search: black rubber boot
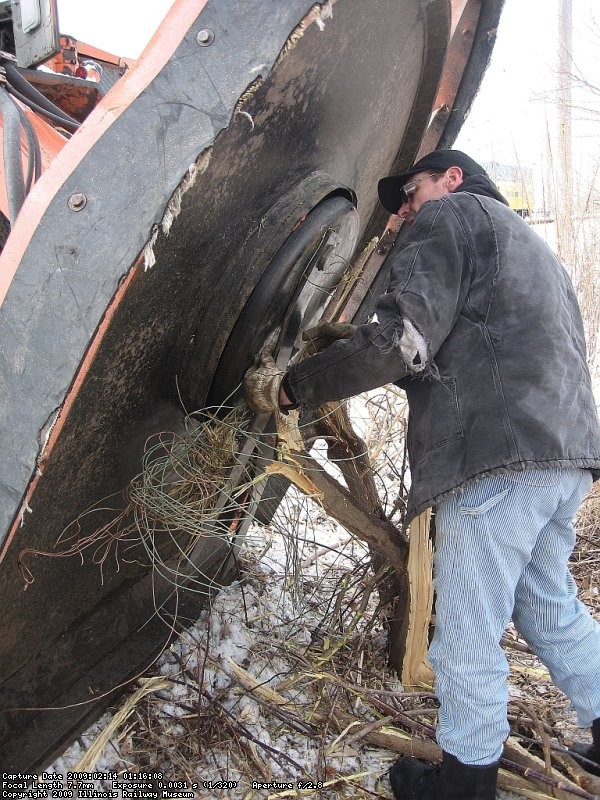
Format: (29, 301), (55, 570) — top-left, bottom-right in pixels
(569, 718), (600, 777)
(389, 756), (439, 800)
(389, 751), (499, 800)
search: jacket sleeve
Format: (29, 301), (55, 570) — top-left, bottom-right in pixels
(285, 197), (474, 410)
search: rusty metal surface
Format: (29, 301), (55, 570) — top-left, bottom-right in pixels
(437, 0), (505, 149)
(22, 67), (101, 121)
(418, 0), (482, 159)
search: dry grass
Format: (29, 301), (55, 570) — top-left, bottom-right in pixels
(60, 504), (600, 798)
(53, 391), (600, 800)
(18, 405), (255, 589)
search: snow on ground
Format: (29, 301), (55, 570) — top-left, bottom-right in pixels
(45, 493), (527, 799)
(48, 495), (405, 797)
(42, 393), (598, 800)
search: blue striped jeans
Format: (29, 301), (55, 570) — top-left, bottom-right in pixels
(430, 468), (600, 765)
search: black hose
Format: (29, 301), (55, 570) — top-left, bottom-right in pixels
(15, 103), (41, 192)
(28, 113), (42, 182)
(0, 86), (26, 223)
(16, 106), (34, 193)
(4, 62), (80, 129)
(5, 84), (79, 132)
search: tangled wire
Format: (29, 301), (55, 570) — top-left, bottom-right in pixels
(18, 404), (256, 590)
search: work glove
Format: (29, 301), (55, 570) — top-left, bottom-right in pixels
(301, 320), (357, 356)
(243, 346), (285, 414)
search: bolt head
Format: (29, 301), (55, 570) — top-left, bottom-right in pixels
(196, 28), (215, 46)
(68, 193), (87, 212)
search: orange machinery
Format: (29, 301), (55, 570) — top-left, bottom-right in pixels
(0, 15), (133, 229)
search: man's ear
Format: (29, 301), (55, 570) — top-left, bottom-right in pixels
(446, 166), (464, 192)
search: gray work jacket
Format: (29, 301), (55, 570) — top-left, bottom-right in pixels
(286, 184), (600, 522)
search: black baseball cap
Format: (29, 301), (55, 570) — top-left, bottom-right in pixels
(377, 149), (488, 213)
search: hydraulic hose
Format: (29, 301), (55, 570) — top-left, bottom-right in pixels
(15, 103), (41, 192)
(4, 63), (80, 129)
(6, 84), (79, 132)
(0, 85), (26, 224)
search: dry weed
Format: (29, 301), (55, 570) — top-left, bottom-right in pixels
(52, 389), (600, 800)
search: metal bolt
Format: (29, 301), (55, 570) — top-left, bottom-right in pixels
(68, 193), (87, 212)
(196, 28), (215, 46)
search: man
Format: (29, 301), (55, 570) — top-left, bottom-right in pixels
(244, 150), (600, 799)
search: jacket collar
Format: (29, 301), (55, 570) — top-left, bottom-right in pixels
(455, 174), (509, 205)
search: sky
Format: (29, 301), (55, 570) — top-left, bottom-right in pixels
(455, 0), (600, 179)
(56, 0), (175, 60)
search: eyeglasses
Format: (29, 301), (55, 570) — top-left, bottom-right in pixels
(400, 173), (441, 204)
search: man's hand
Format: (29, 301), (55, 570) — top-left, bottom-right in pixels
(243, 347), (285, 414)
(301, 320), (357, 355)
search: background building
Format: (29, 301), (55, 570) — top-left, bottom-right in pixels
(484, 161), (535, 217)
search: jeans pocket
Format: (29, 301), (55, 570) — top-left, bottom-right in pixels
(459, 486), (511, 516)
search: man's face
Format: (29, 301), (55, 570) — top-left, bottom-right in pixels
(396, 168), (459, 224)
